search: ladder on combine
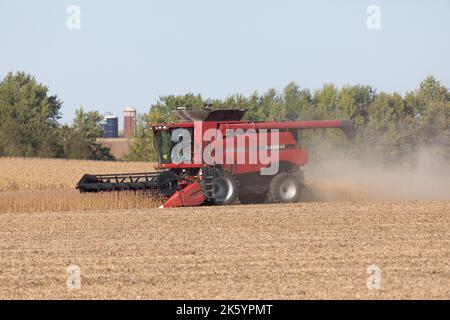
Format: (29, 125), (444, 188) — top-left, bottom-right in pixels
(202, 166), (216, 199)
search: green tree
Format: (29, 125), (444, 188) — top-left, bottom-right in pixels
(281, 82), (313, 121)
(242, 88), (281, 121)
(148, 93), (207, 123)
(336, 85), (374, 125)
(0, 72), (62, 157)
(235, 92), (260, 121)
(132, 77), (448, 165)
(405, 76), (450, 159)
(124, 114), (157, 162)
(59, 108), (115, 160)
(313, 84), (338, 120)
(362, 92), (414, 163)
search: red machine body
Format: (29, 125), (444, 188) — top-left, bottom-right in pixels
(151, 110), (353, 208)
(78, 109), (354, 208)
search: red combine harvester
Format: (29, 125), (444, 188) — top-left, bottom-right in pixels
(77, 109), (354, 208)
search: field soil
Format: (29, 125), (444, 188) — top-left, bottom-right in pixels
(0, 201), (449, 299)
(0, 157), (449, 299)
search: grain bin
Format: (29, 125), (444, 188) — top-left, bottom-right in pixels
(123, 107), (136, 138)
(103, 114), (119, 138)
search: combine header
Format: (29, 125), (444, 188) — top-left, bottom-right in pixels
(77, 108), (354, 208)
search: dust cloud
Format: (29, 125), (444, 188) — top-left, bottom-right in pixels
(302, 147), (450, 201)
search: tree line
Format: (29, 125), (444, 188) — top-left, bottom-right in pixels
(127, 76), (449, 165)
(1, 71), (448, 165)
(0, 72), (114, 160)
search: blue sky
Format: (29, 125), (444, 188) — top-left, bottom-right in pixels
(1, 0), (449, 126)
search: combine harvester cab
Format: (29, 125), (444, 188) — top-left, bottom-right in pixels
(77, 108), (354, 208)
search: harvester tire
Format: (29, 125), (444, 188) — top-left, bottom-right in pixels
(269, 172), (303, 203)
(211, 170), (238, 205)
